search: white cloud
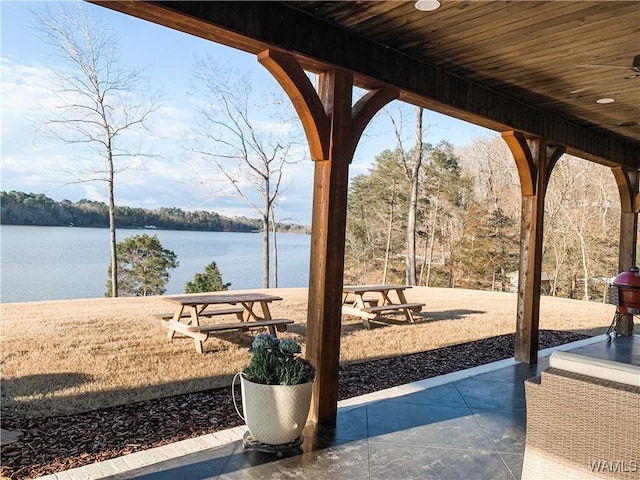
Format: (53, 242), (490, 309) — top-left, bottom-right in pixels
(2, 49), (490, 229)
(1, 58), (55, 156)
(255, 119), (297, 136)
(81, 184), (107, 203)
(152, 103), (193, 141)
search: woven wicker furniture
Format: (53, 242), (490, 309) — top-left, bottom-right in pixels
(522, 352), (640, 479)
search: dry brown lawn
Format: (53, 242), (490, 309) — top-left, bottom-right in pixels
(0, 287), (614, 418)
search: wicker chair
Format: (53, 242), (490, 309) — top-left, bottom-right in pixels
(522, 352), (640, 480)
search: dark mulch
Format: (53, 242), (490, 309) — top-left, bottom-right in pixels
(0, 330), (588, 479)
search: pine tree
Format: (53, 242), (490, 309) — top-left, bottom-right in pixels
(185, 261), (231, 293)
(106, 234), (178, 297)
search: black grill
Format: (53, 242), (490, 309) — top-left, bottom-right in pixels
(606, 284), (619, 306)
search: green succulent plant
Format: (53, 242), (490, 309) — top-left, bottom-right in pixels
(242, 334), (315, 386)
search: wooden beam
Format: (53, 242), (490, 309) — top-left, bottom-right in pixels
(502, 131), (536, 196)
(612, 166), (639, 272)
(256, 51), (395, 424)
(612, 166), (639, 336)
(502, 131), (565, 364)
(258, 50), (330, 161)
(304, 69), (352, 424)
(89, 0), (638, 168)
(612, 166), (637, 215)
(348, 87), (399, 160)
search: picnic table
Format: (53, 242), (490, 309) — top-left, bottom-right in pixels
(160, 292), (293, 353)
(341, 285), (425, 328)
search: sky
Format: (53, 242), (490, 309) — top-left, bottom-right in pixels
(0, 1), (494, 226)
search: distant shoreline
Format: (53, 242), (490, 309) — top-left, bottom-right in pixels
(0, 191), (311, 233)
(1, 223), (308, 235)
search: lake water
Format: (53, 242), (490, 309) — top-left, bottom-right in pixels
(0, 225), (311, 303)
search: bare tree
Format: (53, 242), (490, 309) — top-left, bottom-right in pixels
(545, 156), (619, 300)
(406, 107), (424, 285)
(382, 182), (397, 284)
(190, 54), (301, 288)
(422, 173), (440, 287)
(384, 104), (429, 285)
(34, 3), (162, 297)
(459, 136), (520, 219)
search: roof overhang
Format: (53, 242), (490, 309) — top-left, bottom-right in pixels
(90, 1), (640, 168)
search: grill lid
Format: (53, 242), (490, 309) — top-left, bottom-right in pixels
(613, 266), (640, 288)
(611, 266), (640, 313)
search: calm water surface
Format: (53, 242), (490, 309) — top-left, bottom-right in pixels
(0, 225), (310, 303)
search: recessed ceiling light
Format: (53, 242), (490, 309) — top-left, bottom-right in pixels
(415, 0), (441, 11)
(596, 97), (615, 104)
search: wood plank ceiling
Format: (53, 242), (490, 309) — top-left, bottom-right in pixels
(289, 1), (640, 147)
(91, 1), (640, 167)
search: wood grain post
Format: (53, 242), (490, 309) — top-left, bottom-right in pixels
(612, 166), (639, 335)
(306, 69), (352, 424)
(259, 49), (396, 424)
(502, 131), (565, 364)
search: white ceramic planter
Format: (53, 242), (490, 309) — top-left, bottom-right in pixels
(240, 375), (313, 445)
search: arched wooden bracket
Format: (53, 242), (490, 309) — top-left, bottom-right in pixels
(502, 131), (536, 196)
(612, 166), (640, 213)
(612, 166), (639, 278)
(348, 88), (398, 161)
(258, 49), (330, 161)
(501, 131), (565, 196)
(544, 144), (565, 179)
(502, 130), (565, 364)
(259, 49), (398, 166)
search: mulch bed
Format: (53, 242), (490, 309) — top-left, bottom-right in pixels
(1, 330), (588, 479)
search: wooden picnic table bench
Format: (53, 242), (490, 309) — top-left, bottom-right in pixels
(342, 295), (379, 307)
(362, 302), (424, 314)
(153, 306), (244, 321)
(161, 292), (289, 353)
(169, 318), (294, 339)
(342, 285), (425, 328)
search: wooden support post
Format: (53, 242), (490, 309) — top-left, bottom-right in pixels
(258, 49), (396, 424)
(306, 69), (352, 423)
(613, 167), (639, 273)
(612, 166), (639, 335)
(502, 131), (565, 364)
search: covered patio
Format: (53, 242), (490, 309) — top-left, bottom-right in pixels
(36, 333), (639, 480)
(61, 4), (640, 478)
(2, 3), (639, 479)
(87, 1), (640, 427)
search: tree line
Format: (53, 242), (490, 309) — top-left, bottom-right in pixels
(0, 191), (309, 234)
(345, 132), (623, 303)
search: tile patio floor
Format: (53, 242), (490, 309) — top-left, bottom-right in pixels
(37, 334), (639, 480)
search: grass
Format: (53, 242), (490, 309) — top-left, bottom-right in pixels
(0, 287), (614, 417)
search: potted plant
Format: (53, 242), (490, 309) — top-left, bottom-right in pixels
(233, 334), (315, 446)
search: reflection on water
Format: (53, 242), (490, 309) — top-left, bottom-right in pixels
(0, 225), (310, 302)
